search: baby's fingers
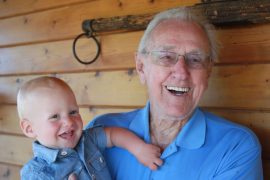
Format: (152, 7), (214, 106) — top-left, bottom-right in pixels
(154, 158), (163, 166)
(68, 173), (77, 180)
(149, 163), (159, 170)
(148, 158), (163, 171)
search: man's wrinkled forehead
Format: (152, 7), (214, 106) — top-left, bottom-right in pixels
(147, 20), (210, 52)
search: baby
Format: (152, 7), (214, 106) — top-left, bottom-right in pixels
(17, 76), (162, 180)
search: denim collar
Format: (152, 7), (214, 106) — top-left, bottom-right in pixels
(129, 101), (206, 149)
(33, 141), (75, 163)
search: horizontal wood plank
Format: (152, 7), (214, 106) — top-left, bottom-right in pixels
(1, 24), (270, 76)
(1, 0), (269, 179)
(0, 31), (141, 76)
(0, 71), (148, 106)
(0, 63), (270, 109)
(0, 0), (91, 19)
(0, 163), (21, 180)
(0, 135), (33, 165)
(201, 64), (270, 109)
(1, 108), (270, 167)
(218, 24), (270, 64)
(3, 104), (270, 150)
(0, 0), (198, 47)
(0, 105), (21, 135)
(0, 104), (133, 135)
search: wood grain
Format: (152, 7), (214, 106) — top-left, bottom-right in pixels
(0, 0), (198, 47)
(0, 0), (92, 19)
(1, 107), (270, 164)
(0, 31), (142, 75)
(1, 64), (269, 109)
(0, 134), (32, 165)
(0, 104), (132, 135)
(1, 24), (270, 76)
(87, 0), (270, 33)
(0, 163), (21, 180)
(0, 0), (269, 178)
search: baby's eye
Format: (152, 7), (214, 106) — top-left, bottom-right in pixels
(69, 110), (79, 116)
(49, 114), (60, 121)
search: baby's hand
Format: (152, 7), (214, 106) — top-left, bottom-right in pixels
(68, 173), (77, 180)
(134, 143), (163, 170)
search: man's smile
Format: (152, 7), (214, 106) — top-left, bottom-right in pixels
(165, 85), (191, 96)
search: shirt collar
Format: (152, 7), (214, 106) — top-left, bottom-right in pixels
(175, 108), (206, 149)
(129, 102), (151, 143)
(128, 102), (206, 149)
(33, 141), (74, 163)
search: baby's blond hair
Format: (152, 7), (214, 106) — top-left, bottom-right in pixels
(17, 76), (73, 120)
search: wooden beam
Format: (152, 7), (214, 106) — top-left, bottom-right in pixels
(86, 0), (270, 34)
(198, 0), (270, 25)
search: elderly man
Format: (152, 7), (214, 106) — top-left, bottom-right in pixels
(87, 7), (263, 179)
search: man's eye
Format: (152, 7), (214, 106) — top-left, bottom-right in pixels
(158, 53), (175, 60)
(187, 54), (203, 63)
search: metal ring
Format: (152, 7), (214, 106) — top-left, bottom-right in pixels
(72, 33), (101, 65)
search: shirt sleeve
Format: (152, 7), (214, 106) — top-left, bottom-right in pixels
(21, 165), (54, 180)
(213, 153), (263, 180)
(85, 126), (107, 152)
(213, 130), (263, 180)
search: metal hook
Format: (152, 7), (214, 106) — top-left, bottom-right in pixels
(72, 20), (101, 65)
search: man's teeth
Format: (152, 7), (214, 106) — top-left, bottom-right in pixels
(166, 86), (190, 92)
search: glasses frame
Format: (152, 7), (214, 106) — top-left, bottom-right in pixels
(142, 50), (212, 69)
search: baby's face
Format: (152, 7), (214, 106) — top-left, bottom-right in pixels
(26, 86), (83, 149)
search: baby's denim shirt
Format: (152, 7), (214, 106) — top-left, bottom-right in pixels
(20, 126), (111, 180)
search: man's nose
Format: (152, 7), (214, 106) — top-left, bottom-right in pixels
(171, 56), (190, 79)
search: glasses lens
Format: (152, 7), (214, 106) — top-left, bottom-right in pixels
(147, 51), (210, 69)
(185, 53), (210, 69)
(151, 51), (177, 66)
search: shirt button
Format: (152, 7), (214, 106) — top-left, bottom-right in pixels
(99, 157), (104, 163)
(91, 174), (96, 180)
(61, 150), (67, 156)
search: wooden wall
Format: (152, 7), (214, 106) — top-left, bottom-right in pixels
(0, 0), (270, 179)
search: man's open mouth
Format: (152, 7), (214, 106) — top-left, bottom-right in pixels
(166, 86), (190, 96)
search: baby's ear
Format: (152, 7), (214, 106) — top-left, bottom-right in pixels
(20, 119), (36, 138)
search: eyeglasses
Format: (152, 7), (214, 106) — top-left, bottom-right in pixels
(143, 51), (212, 69)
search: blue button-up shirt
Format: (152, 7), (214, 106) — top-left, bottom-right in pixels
(88, 102), (263, 180)
(21, 127), (111, 180)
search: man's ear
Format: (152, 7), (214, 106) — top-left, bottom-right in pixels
(135, 52), (146, 84)
(207, 61), (213, 78)
(20, 119), (36, 138)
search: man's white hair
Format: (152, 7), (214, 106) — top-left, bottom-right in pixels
(138, 7), (218, 60)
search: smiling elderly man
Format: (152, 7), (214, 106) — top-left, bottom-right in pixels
(87, 7), (263, 180)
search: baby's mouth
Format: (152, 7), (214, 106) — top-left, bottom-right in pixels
(59, 130), (74, 139)
(166, 86), (191, 96)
